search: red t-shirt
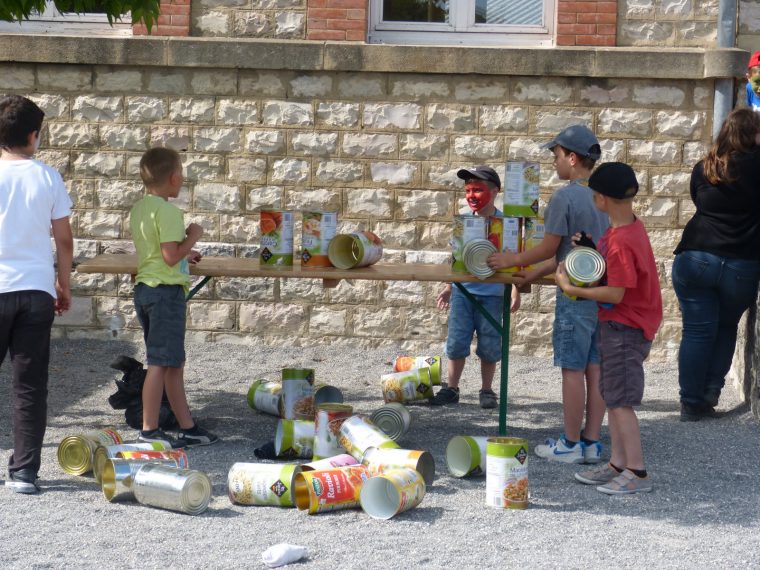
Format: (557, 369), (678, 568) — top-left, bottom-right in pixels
(597, 218), (663, 341)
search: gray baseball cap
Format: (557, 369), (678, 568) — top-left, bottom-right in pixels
(541, 124), (602, 160)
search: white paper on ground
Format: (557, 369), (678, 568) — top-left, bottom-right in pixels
(261, 543), (308, 568)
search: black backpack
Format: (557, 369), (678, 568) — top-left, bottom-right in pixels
(107, 355), (177, 431)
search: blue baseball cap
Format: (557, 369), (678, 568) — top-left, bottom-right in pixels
(541, 125), (602, 160)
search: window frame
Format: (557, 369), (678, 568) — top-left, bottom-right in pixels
(0, 1), (131, 35)
(368, 0), (556, 47)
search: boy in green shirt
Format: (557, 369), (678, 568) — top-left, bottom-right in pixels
(130, 147), (218, 448)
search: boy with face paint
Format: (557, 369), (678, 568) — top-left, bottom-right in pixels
(745, 51), (760, 113)
(432, 166), (521, 409)
(487, 125), (610, 465)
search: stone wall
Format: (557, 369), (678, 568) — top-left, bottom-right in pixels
(194, 0), (306, 38)
(0, 37), (747, 359)
(618, 0), (719, 47)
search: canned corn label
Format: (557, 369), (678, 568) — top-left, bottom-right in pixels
(228, 463), (300, 507)
(381, 368), (434, 404)
(520, 218), (545, 271)
(248, 379), (282, 416)
(451, 215), (488, 273)
(281, 369), (314, 420)
(486, 437), (529, 509)
(260, 209), (294, 268)
(338, 415), (400, 461)
(393, 356), (441, 386)
(275, 419), (315, 459)
(504, 161), (540, 218)
(313, 404), (354, 460)
(302, 211), (337, 267)
(496, 216), (521, 274)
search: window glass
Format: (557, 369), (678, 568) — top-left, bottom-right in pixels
(475, 0), (543, 25)
(382, 0), (449, 24)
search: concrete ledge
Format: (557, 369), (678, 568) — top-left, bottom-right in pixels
(0, 33), (748, 79)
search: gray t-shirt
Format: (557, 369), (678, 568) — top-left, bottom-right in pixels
(544, 180), (609, 262)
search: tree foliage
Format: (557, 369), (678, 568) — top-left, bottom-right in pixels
(0, 1), (161, 31)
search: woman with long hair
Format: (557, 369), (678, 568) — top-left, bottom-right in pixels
(672, 107), (760, 421)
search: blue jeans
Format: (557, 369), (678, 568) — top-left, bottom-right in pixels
(672, 251), (760, 408)
(134, 284), (187, 368)
(444, 287), (503, 363)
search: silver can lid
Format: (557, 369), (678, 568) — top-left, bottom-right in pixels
(462, 239), (497, 279)
(565, 247), (606, 285)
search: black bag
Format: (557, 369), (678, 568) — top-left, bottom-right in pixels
(108, 355), (177, 431)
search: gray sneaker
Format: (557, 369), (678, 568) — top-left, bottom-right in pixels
(479, 389), (498, 409)
(430, 387), (459, 406)
(575, 463), (619, 485)
(597, 469), (653, 495)
(6, 469), (40, 494)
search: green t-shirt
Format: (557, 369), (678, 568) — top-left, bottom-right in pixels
(129, 194), (189, 289)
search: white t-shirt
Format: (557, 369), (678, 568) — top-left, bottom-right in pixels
(0, 159), (72, 297)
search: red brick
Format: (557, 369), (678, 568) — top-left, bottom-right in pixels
(170, 14), (189, 26)
(310, 8), (346, 19)
(596, 24), (616, 35)
(308, 18), (328, 29)
(346, 9), (365, 19)
(157, 15), (171, 25)
(345, 29), (366, 41)
(158, 4), (190, 15)
(577, 34), (615, 46)
(563, 23), (596, 34)
(132, 24), (147, 35)
(557, 34), (576, 45)
(596, 2), (618, 13)
(307, 30), (346, 40)
(558, 13), (577, 24)
(308, 0), (328, 7)
(558, 2), (601, 13)
(327, 18), (365, 30)
(325, 0), (365, 8)
(169, 0), (191, 4)
(577, 12), (616, 24)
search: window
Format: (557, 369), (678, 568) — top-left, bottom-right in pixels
(0, 1), (131, 35)
(368, 0), (555, 46)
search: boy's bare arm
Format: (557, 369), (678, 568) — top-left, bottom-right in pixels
(51, 216), (73, 315)
(555, 262), (625, 304)
(160, 223), (203, 267)
(487, 233), (562, 270)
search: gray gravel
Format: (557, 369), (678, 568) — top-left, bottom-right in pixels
(1, 338), (759, 569)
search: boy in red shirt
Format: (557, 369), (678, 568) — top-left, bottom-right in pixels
(555, 162), (662, 495)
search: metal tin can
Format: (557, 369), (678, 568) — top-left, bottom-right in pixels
(101, 457), (182, 503)
(313, 403), (354, 460)
(57, 427), (123, 476)
(496, 216), (521, 274)
(293, 464), (370, 514)
(133, 464), (212, 516)
(338, 415), (400, 461)
(503, 161), (540, 218)
(369, 402), (412, 441)
(361, 447), (435, 486)
(116, 449), (189, 469)
(300, 454), (359, 472)
(93, 442), (167, 484)
(381, 368), (434, 404)
(301, 211), (337, 268)
(392, 355), (441, 386)
(565, 246), (605, 286)
(451, 215), (488, 273)
(275, 419), (315, 459)
(359, 467), (426, 520)
(227, 462), (301, 507)
(313, 383), (344, 406)
(327, 231), (383, 269)
(281, 368), (314, 420)
(462, 238), (497, 280)
(247, 379), (283, 417)
(485, 437), (529, 509)
(446, 435), (488, 477)
(260, 209), (294, 268)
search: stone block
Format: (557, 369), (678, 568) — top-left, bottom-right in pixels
(397, 190), (450, 219)
(219, 214), (258, 242)
(78, 211), (123, 239)
(126, 96), (166, 123)
(384, 281), (426, 305)
(315, 160), (364, 184)
(580, 82), (631, 106)
(620, 22), (675, 46)
(150, 127), (191, 151)
(184, 154), (225, 182)
(513, 78), (573, 104)
(37, 65), (92, 91)
(370, 163), (417, 185)
(479, 106), (529, 133)
(399, 134), (449, 160)
(598, 109), (653, 136)
(454, 78), (508, 101)
(191, 70), (237, 95)
(262, 101), (313, 126)
(650, 170), (691, 195)
(100, 126), (150, 151)
(419, 222), (451, 249)
(187, 302), (235, 330)
(289, 74), (333, 97)
(96, 180), (144, 210)
(72, 153), (124, 178)
(280, 278), (327, 302)
(508, 138), (548, 161)
(452, 136), (503, 160)
(271, 158), (310, 184)
(215, 277), (275, 301)
(275, 11), (304, 38)
(72, 96), (123, 123)
(342, 133), (397, 157)
(352, 307), (404, 338)
(194, 183), (241, 213)
(390, 76), (450, 98)
(627, 140), (681, 165)
(239, 72), (287, 97)
(372, 221), (416, 248)
(336, 74), (386, 98)
(55, 297), (94, 326)
(48, 124), (99, 149)
(0, 65), (34, 90)
(633, 84), (686, 107)
(655, 111), (705, 137)
(193, 127), (242, 152)
(234, 11), (271, 37)
(286, 188), (341, 212)
(239, 302), (305, 333)
(146, 71), (190, 95)
(345, 188), (393, 218)
(534, 110), (595, 135)
(426, 104), (476, 131)
(247, 186), (285, 211)
(328, 280), (380, 304)
(95, 69), (144, 93)
(676, 21), (716, 47)
(291, 132), (339, 156)
(217, 99), (259, 125)
(309, 308), (347, 335)
(170, 97), (215, 123)
(29, 95), (69, 120)
(246, 130), (286, 154)
(363, 103), (422, 130)
(316, 102), (360, 128)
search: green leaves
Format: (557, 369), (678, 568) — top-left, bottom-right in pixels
(0, 0), (160, 31)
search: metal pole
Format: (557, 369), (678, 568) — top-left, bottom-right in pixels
(712, 0), (738, 140)
(499, 283), (512, 436)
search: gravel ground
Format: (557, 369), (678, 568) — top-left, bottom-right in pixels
(1, 337), (759, 570)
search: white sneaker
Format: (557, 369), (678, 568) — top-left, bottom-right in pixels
(534, 436), (584, 464)
(582, 441), (603, 464)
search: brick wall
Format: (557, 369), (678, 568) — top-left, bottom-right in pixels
(133, 0), (190, 37)
(557, 1), (617, 46)
(306, 0), (367, 41)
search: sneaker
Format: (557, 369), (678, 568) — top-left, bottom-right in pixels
(6, 469), (40, 494)
(178, 424), (219, 447)
(582, 440), (603, 464)
(479, 389), (498, 409)
(139, 428), (187, 449)
(575, 463), (620, 485)
(430, 387), (459, 406)
(596, 469), (653, 495)
(534, 435), (584, 464)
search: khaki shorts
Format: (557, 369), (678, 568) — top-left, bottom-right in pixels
(598, 320), (651, 408)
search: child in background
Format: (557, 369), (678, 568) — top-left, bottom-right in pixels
(433, 166), (521, 409)
(487, 125), (609, 464)
(556, 162), (662, 494)
(130, 147), (218, 448)
(746, 51), (760, 113)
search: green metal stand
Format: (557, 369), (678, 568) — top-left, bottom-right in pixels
(453, 282), (512, 436)
(186, 276), (212, 301)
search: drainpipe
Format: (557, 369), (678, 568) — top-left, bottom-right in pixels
(712, 0), (738, 140)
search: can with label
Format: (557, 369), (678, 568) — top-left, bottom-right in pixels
(362, 447), (435, 486)
(485, 437), (529, 509)
(260, 209), (294, 268)
(520, 217), (544, 271)
(463, 238), (497, 280)
(247, 379), (282, 417)
(446, 435), (489, 477)
(116, 449), (189, 469)
(133, 464), (212, 516)
(300, 454), (359, 472)
(275, 419), (315, 459)
(564, 246), (606, 300)
(57, 427), (123, 476)
(101, 457), (183, 502)
(451, 215), (488, 273)
(93, 442), (167, 484)
(392, 355), (441, 386)
(293, 464), (370, 514)
(381, 368), (434, 404)
(360, 467), (426, 520)
(327, 231), (383, 269)
(503, 161), (540, 218)
(496, 216), (521, 273)
(313, 383), (344, 406)
(228, 462), (301, 507)
(369, 402), (412, 441)
(281, 368), (314, 420)
(313, 403), (354, 460)
(301, 211), (337, 268)
(338, 415), (400, 461)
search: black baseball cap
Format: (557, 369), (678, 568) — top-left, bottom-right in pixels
(457, 166), (501, 189)
(541, 124), (602, 160)
(589, 162), (639, 199)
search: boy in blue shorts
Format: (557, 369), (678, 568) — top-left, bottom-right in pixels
(746, 51), (760, 112)
(487, 125), (609, 464)
(433, 166), (520, 409)
(556, 162), (662, 494)
(130, 147), (218, 448)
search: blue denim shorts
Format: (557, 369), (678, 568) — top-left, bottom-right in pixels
(552, 290), (600, 370)
(134, 283), (186, 368)
(444, 287), (504, 363)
